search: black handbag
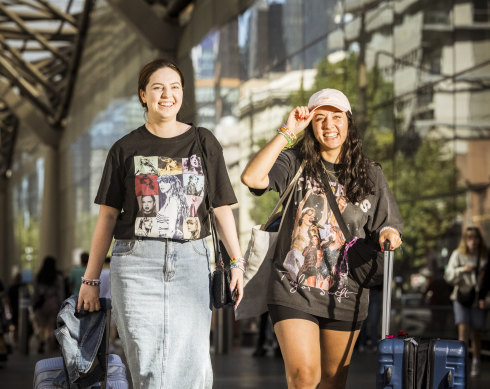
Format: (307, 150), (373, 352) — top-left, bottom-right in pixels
(210, 208), (236, 308)
(194, 127), (236, 309)
(324, 177), (384, 288)
(457, 287), (476, 307)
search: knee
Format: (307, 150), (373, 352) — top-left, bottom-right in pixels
(287, 365), (321, 389)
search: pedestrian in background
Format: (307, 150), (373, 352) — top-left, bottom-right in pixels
(444, 226), (488, 377)
(77, 58), (244, 389)
(32, 256), (64, 353)
(241, 88), (403, 389)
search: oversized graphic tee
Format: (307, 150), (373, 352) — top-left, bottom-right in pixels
(95, 125), (237, 240)
(251, 149), (402, 322)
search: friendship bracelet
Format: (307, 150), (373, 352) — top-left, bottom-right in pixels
(230, 263), (246, 272)
(230, 257), (247, 272)
(81, 276), (101, 286)
(279, 123), (296, 141)
(277, 128), (292, 145)
(379, 226), (400, 236)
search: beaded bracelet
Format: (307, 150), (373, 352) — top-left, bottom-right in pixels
(279, 123), (296, 141)
(81, 276), (101, 286)
(277, 128), (292, 145)
(230, 257), (247, 272)
(230, 263), (246, 272)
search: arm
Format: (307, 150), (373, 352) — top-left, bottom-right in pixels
(241, 106), (313, 189)
(444, 250), (469, 286)
(213, 205), (243, 309)
(77, 205), (119, 312)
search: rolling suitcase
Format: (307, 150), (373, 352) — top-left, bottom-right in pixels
(34, 297), (128, 389)
(33, 353), (128, 389)
(376, 241), (467, 388)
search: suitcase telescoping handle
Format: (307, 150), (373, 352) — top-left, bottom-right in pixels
(381, 240), (395, 340)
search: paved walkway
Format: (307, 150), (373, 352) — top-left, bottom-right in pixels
(2, 345), (489, 388)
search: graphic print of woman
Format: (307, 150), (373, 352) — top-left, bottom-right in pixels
(156, 175), (188, 239)
(283, 188), (328, 282)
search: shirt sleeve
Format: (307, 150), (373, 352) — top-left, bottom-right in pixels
(365, 165), (403, 235)
(248, 150), (299, 197)
(444, 250), (464, 286)
(94, 143), (125, 210)
(198, 128), (237, 208)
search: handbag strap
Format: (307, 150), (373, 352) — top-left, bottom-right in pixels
(322, 168), (354, 242)
(262, 161), (305, 232)
(194, 127), (224, 269)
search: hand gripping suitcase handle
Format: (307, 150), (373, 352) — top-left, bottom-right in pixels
(381, 240), (395, 340)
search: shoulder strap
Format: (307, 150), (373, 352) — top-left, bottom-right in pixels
(323, 174), (354, 242)
(262, 161), (305, 232)
(194, 127), (224, 268)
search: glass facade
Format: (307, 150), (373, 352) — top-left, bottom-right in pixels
(191, 0), (490, 280)
(6, 0), (489, 289)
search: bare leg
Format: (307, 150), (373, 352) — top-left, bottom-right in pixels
(274, 319), (321, 389)
(457, 323), (469, 346)
(319, 329), (360, 389)
(470, 330), (481, 361)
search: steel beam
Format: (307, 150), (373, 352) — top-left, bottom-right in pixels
(0, 79), (59, 147)
(107, 0), (181, 53)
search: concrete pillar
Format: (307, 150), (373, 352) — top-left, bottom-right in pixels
(38, 147), (61, 264)
(0, 179), (17, 284)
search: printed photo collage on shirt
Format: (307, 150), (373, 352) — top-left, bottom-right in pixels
(134, 155), (204, 240)
(282, 176), (351, 293)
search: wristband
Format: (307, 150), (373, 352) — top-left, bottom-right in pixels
(81, 276), (101, 286)
(379, 226), (400, 236)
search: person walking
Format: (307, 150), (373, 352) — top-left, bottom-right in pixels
(444, 226), (488, 377)
(78, 58), (244, 389)
(32, 256), (65, 353)
(241, 88), (402, 389)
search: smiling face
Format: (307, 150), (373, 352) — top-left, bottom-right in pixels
(311, 106), (348, 161)
(139, 66), (183, 122)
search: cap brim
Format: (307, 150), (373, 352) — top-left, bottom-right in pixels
(308, 104), (349, 113)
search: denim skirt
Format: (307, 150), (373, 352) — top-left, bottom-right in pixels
(110, 238), (213, 389)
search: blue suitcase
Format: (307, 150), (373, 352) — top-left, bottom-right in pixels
(376, 242), (467, 388)
(377, 337), (466, 388)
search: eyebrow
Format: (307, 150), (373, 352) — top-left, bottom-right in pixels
(150, 81), (181, 87)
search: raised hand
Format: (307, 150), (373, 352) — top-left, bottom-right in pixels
(285, 106), (315, 136)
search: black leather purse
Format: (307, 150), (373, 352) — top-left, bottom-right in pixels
(209, 208), (236, 308)
(194, 127), (236, 309)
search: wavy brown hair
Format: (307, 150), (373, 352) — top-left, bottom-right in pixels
(294, 112), (376, 203)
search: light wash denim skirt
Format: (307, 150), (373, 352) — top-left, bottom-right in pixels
(110, 238), (213, 389)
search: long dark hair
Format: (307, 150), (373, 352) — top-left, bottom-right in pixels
(36, 256), (58, 286)
(294, 112), (376, 203)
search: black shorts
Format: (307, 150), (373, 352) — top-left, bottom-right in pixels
(268, 304), (363, 332)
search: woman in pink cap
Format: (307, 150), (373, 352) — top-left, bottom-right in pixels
(241, 88), (403, 388)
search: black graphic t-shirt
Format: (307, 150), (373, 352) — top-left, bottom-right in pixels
(95, 125), (237, 240)
(251, 149), (402, 322)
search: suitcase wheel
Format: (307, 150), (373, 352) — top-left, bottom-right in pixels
(447, 369), (453, 387)
(384, 367), (392, 385)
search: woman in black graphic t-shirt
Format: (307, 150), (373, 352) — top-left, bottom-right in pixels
(242, 88), (402, 389)
(78, 59), (244, 389)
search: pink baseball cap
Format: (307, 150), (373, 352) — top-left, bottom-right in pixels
(307, 88), (352, 113)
